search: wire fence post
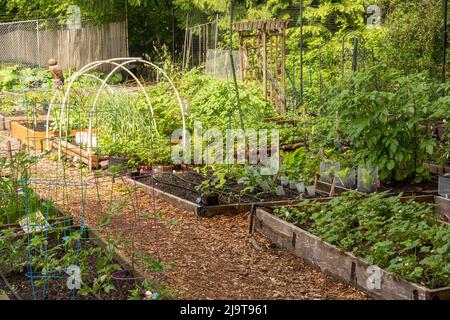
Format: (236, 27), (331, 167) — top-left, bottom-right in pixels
(443, 0), (448, 84)
(36, 19), (40, 67)
(352, 37), (358, 72)
(299, 0), (304, 107)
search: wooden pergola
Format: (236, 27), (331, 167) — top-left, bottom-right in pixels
(234, 19), (289, 112)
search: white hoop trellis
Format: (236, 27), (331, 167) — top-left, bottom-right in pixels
(45, 73), (114, 150)
(46, 58), (186, 169)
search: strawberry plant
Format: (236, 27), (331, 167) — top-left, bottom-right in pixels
(275, 192), (450, 288)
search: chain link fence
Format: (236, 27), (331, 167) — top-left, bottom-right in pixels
(0, 18), (128, 70)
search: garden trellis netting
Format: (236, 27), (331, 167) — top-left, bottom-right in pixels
(182, 17), (219, 71)
(0, 114), (166, 300)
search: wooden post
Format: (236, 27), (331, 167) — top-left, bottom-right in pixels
(299, 0), (304, 107)
(329, 177), (336, 197)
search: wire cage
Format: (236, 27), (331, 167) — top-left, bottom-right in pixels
(357, 165), (378, 193)
(319, 161), (341, 184)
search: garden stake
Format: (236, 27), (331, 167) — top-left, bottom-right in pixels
(329, 177), (336, 197)
(352, 37), (358, 72)
(249, 203), (256, 235)
(443, 0), (448, 85)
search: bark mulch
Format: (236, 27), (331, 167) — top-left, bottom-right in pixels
(0, 132), (368, 300)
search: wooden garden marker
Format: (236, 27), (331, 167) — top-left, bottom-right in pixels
(329, 177), (336, 197)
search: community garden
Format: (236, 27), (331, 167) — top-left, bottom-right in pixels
(0, 0), (449, 301)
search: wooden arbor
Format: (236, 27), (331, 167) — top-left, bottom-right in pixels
(235, 19), (289, 113)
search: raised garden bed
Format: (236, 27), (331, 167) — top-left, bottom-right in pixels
(424, 161), (450, 176)
(52, 140), (108, 169)
(0, 226), (146, 300)
(378, 177), (439, 196)
(10, 120), (55, 152)
(254, 203), (450, 300)
(0, 195), (150, 301)
(0, 114), (47, 131)
(127, 171), (349, 217)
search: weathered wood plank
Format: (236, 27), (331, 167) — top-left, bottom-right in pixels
(255, 208), (450, 300)
(125, 177), (202, 214)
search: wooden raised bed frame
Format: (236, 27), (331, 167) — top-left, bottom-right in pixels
(126, 175), (356, 218)
(10, 121), (55, 152)
(0, 114), (47, 131)
(254, 205), (450, 300)
(127, 172), (440, 218)
(424, 161), (450, 175)
(52, 140), (107, 169)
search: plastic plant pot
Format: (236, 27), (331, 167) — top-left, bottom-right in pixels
(280, 176), (289, 186)
(306, 186), (316, 197)
(296, 182), (305, 193)
(335, 168), (356, 189)
(259, 181), (271, 192)
(320, 162), (341, 183)
(357, 165), (378, 193)
(275, 185), (285, 196)
(289, 180), (298, 190)
(438, 174), (450, 199)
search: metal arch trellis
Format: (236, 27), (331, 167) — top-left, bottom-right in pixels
(45, 73), (114, 151)
(44, 57), (187, 169)
(57, 59), (159, 169)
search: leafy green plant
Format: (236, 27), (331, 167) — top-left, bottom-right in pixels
(326, 65), (443, 183)
(275, 191), (450, 288)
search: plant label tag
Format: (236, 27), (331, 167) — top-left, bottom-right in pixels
(19, 211), (51, 234)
